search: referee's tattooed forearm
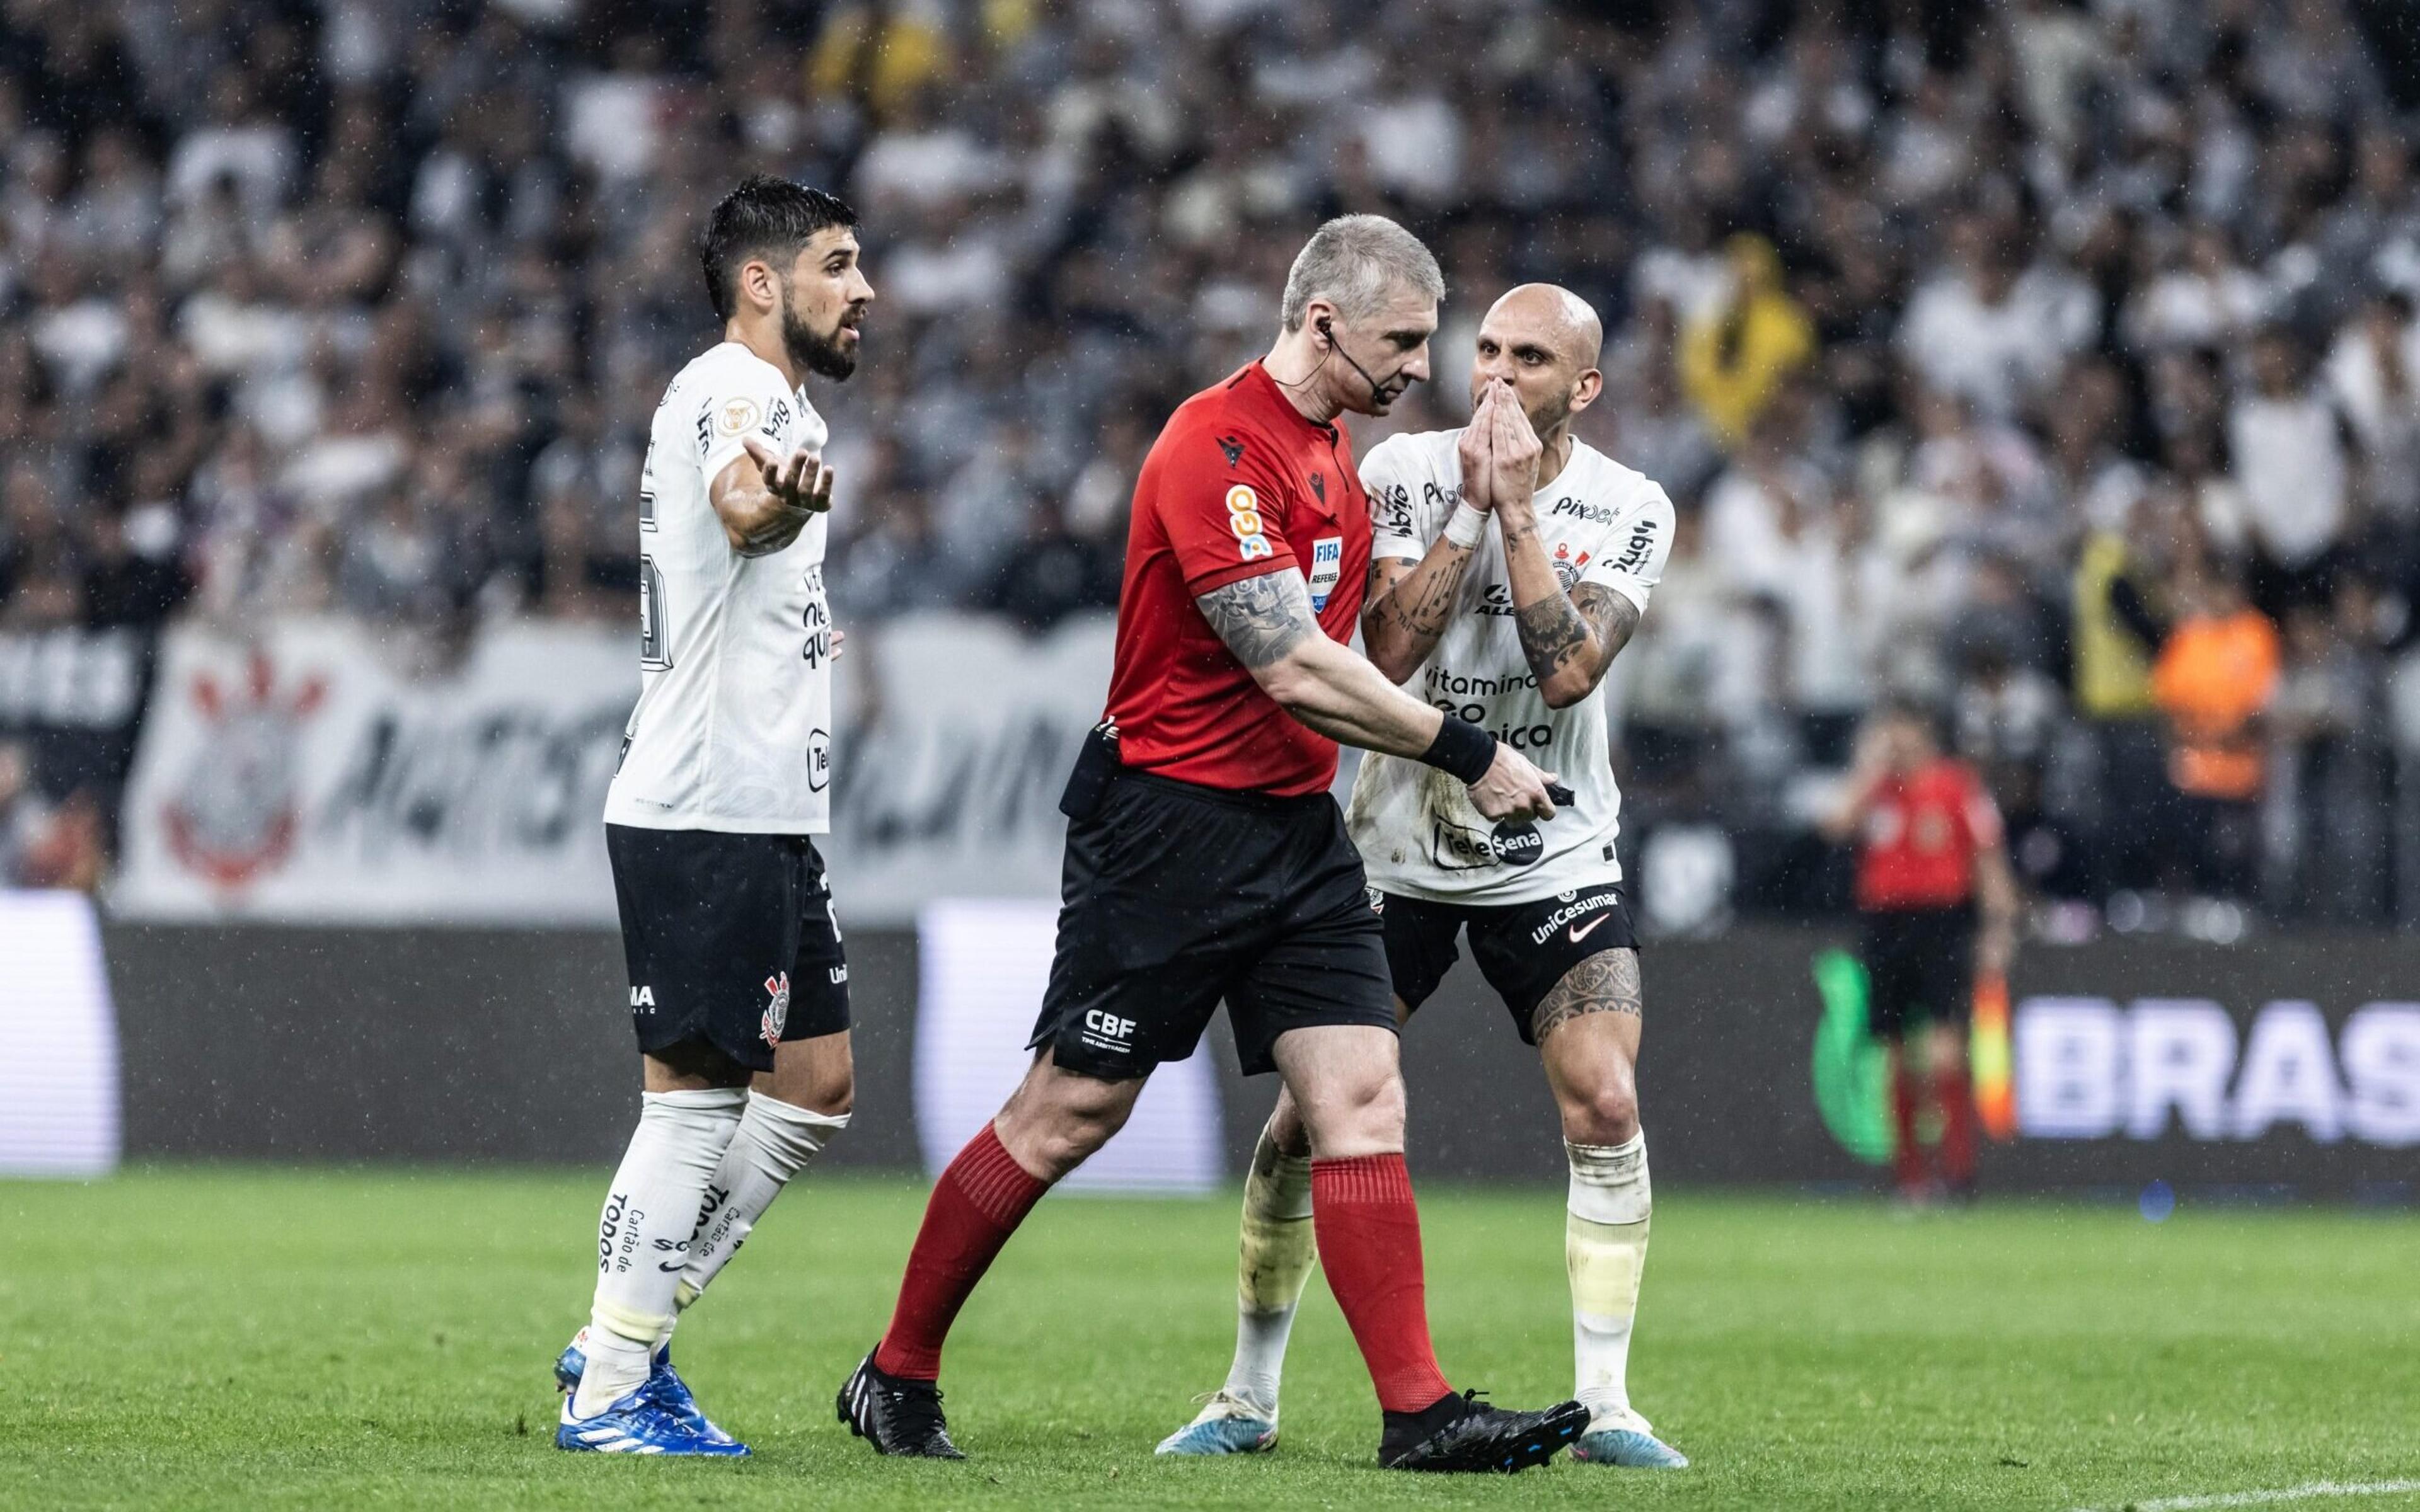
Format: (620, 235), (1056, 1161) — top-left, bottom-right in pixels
(1200, 573), (1316, 668)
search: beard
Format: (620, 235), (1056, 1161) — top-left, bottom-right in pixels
(783, 300), (859, 381)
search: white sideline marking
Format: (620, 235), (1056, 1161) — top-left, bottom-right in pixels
(2072, 1479), (2420, 1512)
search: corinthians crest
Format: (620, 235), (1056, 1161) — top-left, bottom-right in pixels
(1552, 542), (1593, 591)
(761, 971), (792, 1047)
(161, 651), (326, 890)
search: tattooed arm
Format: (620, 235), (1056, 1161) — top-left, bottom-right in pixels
(1361, 420), (1497, 682)
(1498, 507), (1644, 708)
(1196, 569), (1559, 818)
(1195, 569), (1446, 757)
(1483, 384), (1644, 707)
(1362, 546), (1478, 684)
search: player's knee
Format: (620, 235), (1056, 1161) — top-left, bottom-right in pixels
(1561, 1075), (1639, 1146)
(1266, 1103), (1313, 1159)
(798, 1065), (853, 1119)
(1302, 1066), (1405, 1155)
(1003, 1072), (1136, 1178)
(1034, 1101), (1131, 1176)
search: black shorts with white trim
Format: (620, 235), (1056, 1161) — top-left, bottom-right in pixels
(1378, 883), (1639, 1045)
(607, 824), (852, 1072)
(1028, 770), (1397, 1081)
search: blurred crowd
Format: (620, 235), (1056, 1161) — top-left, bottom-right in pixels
(4, 0), (2420, 926)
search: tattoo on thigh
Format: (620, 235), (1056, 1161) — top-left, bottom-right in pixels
(1531, 949), (1643, 1043)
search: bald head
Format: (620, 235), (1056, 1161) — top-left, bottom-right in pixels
(1490, 284), (1603, 370)
(1470, 282), (1605, 440)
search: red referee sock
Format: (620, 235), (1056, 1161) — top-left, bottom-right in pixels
(1936, 1060), (1978, 1188)
(1890, 1059), (1927, 1191)
(1311, 1153), (1454, 1414)
(872, 1123), (1049, 1380)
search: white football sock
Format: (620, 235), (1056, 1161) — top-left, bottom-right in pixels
(673, 1091), (850, 1312)
(572, 1087), (747, 1418)
(1566, 1133), (1651, 1424)
(1220, 1129), (1316, 1416)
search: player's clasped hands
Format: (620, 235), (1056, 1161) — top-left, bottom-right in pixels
(1468, 739), (1560, 823)
(1484, 376), (1542, 504)
(1457, 383), (1500, 512)
(742, 437), (836, 516)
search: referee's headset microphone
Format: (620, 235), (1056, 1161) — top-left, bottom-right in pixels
(1316, 315), (1390, 404)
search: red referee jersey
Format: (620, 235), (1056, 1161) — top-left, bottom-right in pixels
(1854, 758), (2003, 912)
(1105, 362), (1371, 798)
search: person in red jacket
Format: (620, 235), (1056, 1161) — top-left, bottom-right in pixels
(1821, 700), (2020, 1202)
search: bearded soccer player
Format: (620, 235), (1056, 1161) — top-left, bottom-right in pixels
(553, 176), (875, 1457)
(838, 217), (1589, 1472)
(1158, 285), (1688, 1470)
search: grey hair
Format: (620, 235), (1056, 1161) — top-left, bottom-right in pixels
(1277, 215), (1444, 333)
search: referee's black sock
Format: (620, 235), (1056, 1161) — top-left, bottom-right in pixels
(1380, 1390), (1472, 1450)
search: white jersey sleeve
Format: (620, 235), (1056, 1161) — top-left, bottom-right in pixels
(696, 360), (815, 494)
(1361, 430), (1463, 563)
(1574, 479), (1676, 616)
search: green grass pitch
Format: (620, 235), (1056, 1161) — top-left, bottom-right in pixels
(4, 1169), (2416, 1511)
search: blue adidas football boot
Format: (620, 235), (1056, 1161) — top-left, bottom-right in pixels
(555, 1329), (740, 1449)
(554, 1373), (750, 1457)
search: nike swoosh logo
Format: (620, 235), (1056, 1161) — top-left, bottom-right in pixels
(1568, 915), (1612, 944)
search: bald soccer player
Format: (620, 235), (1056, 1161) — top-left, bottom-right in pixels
(1160, 286), (1688, 1470)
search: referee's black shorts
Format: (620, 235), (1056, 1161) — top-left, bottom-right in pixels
(1029, 770), (1397, 1080)
(1858, 903), (1976, 1040)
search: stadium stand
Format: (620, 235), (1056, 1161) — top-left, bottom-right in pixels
(4, 0), (2419, 925)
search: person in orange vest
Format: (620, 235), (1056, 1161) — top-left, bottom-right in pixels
(2148, 561), (2280, 903)
(1822, 701), (2020, 1204)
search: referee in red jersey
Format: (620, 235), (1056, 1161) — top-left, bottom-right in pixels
(840, 216), (1587, 1472)
(1822, 701), (2020, 1203)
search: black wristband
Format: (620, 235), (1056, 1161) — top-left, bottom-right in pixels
(1418, 716), (1497, 786)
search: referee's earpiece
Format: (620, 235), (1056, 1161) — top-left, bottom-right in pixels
(1313, 313), (1387, 403)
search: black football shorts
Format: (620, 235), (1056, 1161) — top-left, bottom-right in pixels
(1858, 903), (1976, 1039)
(1030, 771), (1397, 1080)
(606, 824), (852, 1072)
(1378, 883), (1640, 1045)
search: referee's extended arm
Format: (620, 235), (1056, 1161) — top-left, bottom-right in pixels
(1196, 569), (1559, 822)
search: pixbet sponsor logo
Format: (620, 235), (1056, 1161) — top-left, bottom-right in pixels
(2014, 997), (2420, 1146)
(1548, 495), (1616, 526)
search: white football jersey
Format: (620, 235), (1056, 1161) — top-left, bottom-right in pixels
(604, 342), (836, 834)
(1344, 429), (1674, 905)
